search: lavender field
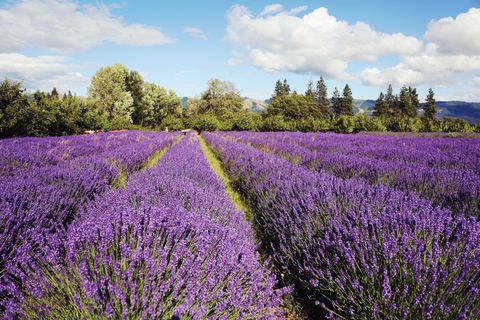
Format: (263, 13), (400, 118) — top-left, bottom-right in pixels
(1, 130), (479, 319)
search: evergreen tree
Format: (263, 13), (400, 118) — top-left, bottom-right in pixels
(331, 87), (341, 116)
(282, 79), (291, 95)
(305, 81), (315, 97)
(272, 79), (291, 100)
(340, 84), (354, 116)
(50, 87), (59, 99)
(372, 92), (389, 117)
(385, 84), (396, 116)
(423, 88), (437, 120)
(315, 76), (329, 118)
(398, 86), (417, 118)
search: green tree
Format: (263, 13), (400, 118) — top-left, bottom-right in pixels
(372, 92), (389, 117)
(423, 88), (437, 120)
(331, 87), (341, 116)
(315, 77), (329, 118)
(267, 92), (319, 121)
(0, 79), (28, 137)
(88, 64), (134, 126)
(384, 84), (396, 116)
(141, 82), (180, 128)
(305, 81), (315, 97)
(272, 79), (291, 100)
(126, 70), (145, 125)
(340, 84), (354, 116)
(196, 79), (243, 115)
(398, 86), (417, 118)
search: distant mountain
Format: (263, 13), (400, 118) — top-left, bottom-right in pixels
(242, 97), (268, 112)
(181, 96), (480, 123)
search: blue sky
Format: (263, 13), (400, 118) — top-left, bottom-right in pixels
(1, 0), (480, 101)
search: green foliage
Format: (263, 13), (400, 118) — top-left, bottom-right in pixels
(385, 116), (423, 132)
(439, 117), (473, 133)
(423, 88), (437, 120)
(192, 79), (244, 116)
(88, 64), (134, 124)
(160, 114), (184, 131)
(420, 118), (441, 132)
(315, 77), (329, 118)
(372, 92), (389, 117)
(141, 83), (181, 128)
(192, 112), (221, 131)
(273, 79), (291, 99)
(474, 122), (480, 133)
(333, 115), (356, 133)
(354, 113), (387, 132)
(267, 92), (320, 121)
(262, 114), (293, 131)
(0, 79), (28, 137)
(330, 87), (341, 116)
(340, 84), (354, 116)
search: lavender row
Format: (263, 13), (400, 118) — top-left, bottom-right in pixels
(0, 131), (179, 317)
(203, 132), (480, 320)
(220, 132), (480, 218)
(223, 131), (480, 173)
(0, 131), (148, 175)
(19, 133), (286, 319)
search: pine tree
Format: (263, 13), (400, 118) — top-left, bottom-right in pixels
(340, 84), (354, 116)
(372, 92), (389, 117)
(50, 87), (59, 99)
(423, 88), (437, 120)
(273, 80), (283, 99)
(407, 86), (419, 117)
(305, 81), (315, 97)
(273, 79), (291, 100)
(331, 87), (341, 116)
(282, 79), (290, 95)
(385, 84), (396, 116)
(315, 76), (329, 118)
(398, 86), (416, 118)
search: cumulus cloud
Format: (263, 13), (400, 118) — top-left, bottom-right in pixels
(0, 0), (173, 53)
(360, 9), (480, 87)
(425, 8), (480, 55)
(226, 5), (423, 79)
(182, 26), (207, 39)
(0, 53), (88, 91)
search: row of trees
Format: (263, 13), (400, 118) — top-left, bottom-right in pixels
(0, 64), (182, 138)
(1, 66), (479, 137)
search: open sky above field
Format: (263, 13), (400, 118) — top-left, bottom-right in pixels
(0, 0), (479, 101)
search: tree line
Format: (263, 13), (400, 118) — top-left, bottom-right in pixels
(260, 78), (478, 133)
(1, 65), (479, 138)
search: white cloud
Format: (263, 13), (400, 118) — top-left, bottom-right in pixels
(288, 5), (308, 15)
(182, 26), (207, 39)
(473, 75), (480, 85)
(0, 0), (173, 53)
(360, 8), (480, 87)
(226, 50), (244, 66)
(226, 5), (423, 79)
(0, 53), (87, 91)
(425, 8), (480, 55)
(259, 4), (283, 16)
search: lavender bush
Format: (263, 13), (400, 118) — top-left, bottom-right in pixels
(0, 131), (179, 317)
(19, 133), (286, 319)
(203, 132), (480, 319)
(219, 131), (480, 218)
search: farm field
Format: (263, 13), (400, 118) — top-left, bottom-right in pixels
(1, 130), (480, 319)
